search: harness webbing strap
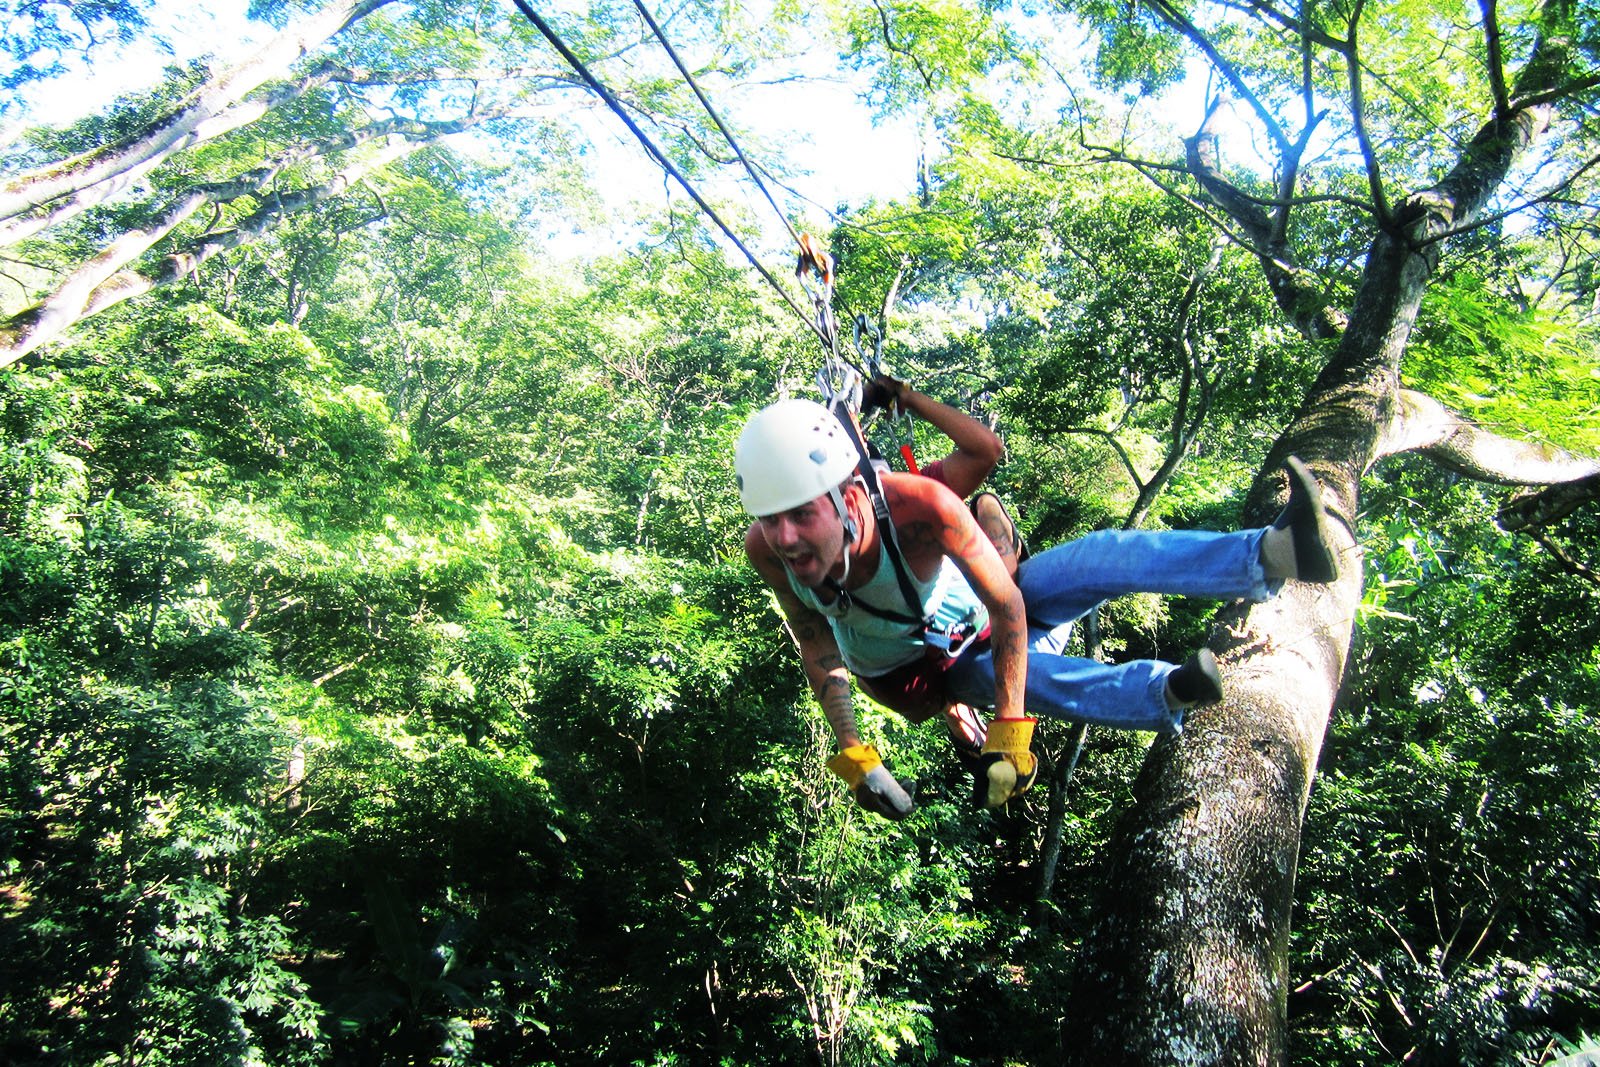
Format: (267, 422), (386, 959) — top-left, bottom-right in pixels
(825, 401), (931, 627)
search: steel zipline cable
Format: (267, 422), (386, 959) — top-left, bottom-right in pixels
(625, 0), (869, 376)
(626, 0), (802, 251)
(508, 0), (842, 355)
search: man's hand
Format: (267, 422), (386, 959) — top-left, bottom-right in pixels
(973, 717), (1037, 810)
(860, 374), (906, 416)
(827, 744), (916, 820)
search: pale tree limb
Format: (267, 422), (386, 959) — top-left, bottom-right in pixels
(1, 188), (217, 364)
(1381, 389), (1600, 572)
(1, 150), (171, 248)
(0, 68), (351, 250)
(2, 96), (401, 250)
(0, 111), (500, 366)
(1, 59), (581, 250)
(1377, 389), (1600, 484)
(0, 0), (396, 225)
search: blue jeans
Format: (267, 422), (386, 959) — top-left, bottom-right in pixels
(943, 527), (1278, 733)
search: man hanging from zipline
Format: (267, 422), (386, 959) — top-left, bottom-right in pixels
(735, 395), (1342, 819)
(849, 372), (1026, 767)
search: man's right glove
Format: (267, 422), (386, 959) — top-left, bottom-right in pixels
(973, 717), (1038, 810)
(859, 374), (906, 416)
(827, 744), (916, 821)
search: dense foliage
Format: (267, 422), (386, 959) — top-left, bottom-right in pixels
(2, 0), (1598, 1063)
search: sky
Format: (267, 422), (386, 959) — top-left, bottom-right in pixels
(9, 0), (1237, 262)
(12, 0), (925, 215)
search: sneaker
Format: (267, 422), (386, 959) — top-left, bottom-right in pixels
(1273, 456), (1339, 583)
(1168, 648), (1223, 706)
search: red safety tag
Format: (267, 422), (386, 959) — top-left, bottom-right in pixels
(900, 444), (920, 474)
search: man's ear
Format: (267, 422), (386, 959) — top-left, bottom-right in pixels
(833, 483), (862, 543)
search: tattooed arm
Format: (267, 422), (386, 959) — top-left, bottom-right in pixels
(870, 377), (1003, 498)
(743, 522), (862, 748)
(883, 474), (1029, 721)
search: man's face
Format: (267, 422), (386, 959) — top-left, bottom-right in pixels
(757, 493), (847, 587)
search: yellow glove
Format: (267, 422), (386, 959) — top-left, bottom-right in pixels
(827, 744), (915, 820)
(974, 717), (1037, 810)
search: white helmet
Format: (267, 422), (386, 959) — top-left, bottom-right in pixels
(735, 398), (861, 516)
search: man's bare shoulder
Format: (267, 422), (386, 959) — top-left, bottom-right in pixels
(880, 472), (977, 566)
(744, 522), (784, 578)
(881, 471), (968, 525)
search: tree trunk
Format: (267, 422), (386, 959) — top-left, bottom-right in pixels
(1066, 500), (1360, 1066)
(1063, 31), (1572, 1062)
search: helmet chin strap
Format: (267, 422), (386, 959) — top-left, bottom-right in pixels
(829, 482), (859, 586)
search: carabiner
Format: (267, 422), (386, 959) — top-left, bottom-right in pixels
(815, 356), (861, 411)
(852, 314), (883, 378)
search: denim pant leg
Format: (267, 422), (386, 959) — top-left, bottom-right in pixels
(1017, 527), (1277, 622)
(943, 527), (1278, 733)
(945, 630), (1181, 732)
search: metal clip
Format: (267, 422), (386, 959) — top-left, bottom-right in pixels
(815, 356), (861, 410)
(922, 620), (980, 659)
(852, 314), (883, 378)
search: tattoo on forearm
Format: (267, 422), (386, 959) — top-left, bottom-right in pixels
(817, 673), (856, 739)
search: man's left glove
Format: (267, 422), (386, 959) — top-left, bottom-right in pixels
(827, 744), (916, 820)
(973, 717), (1038, 810)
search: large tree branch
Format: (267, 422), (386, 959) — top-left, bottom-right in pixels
(1344, 0), (1392, 224)
(1377, 383), (1600, 578)
(0, 190), (217, 366)
(0, 55), (579, 251)
(1378, 389), (1600, 484)
(0, 81), (319, 250)
(0, 111), (498, 367)
(1145, 0), (1293, 154)
(1479, 0), (1513, 117)
(0, 85), (424, 250)
(1184, 105), (1349, 338)
(1500, 476), (1600, 533)
(1418, 149), (1600, 248)
(0, 0), (395, 225)
(1210, 0), (1349, 51)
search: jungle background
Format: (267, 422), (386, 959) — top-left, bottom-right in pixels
(3, 0), (1599, 1063)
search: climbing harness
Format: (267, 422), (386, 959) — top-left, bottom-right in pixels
(824, 404), (987, 663)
